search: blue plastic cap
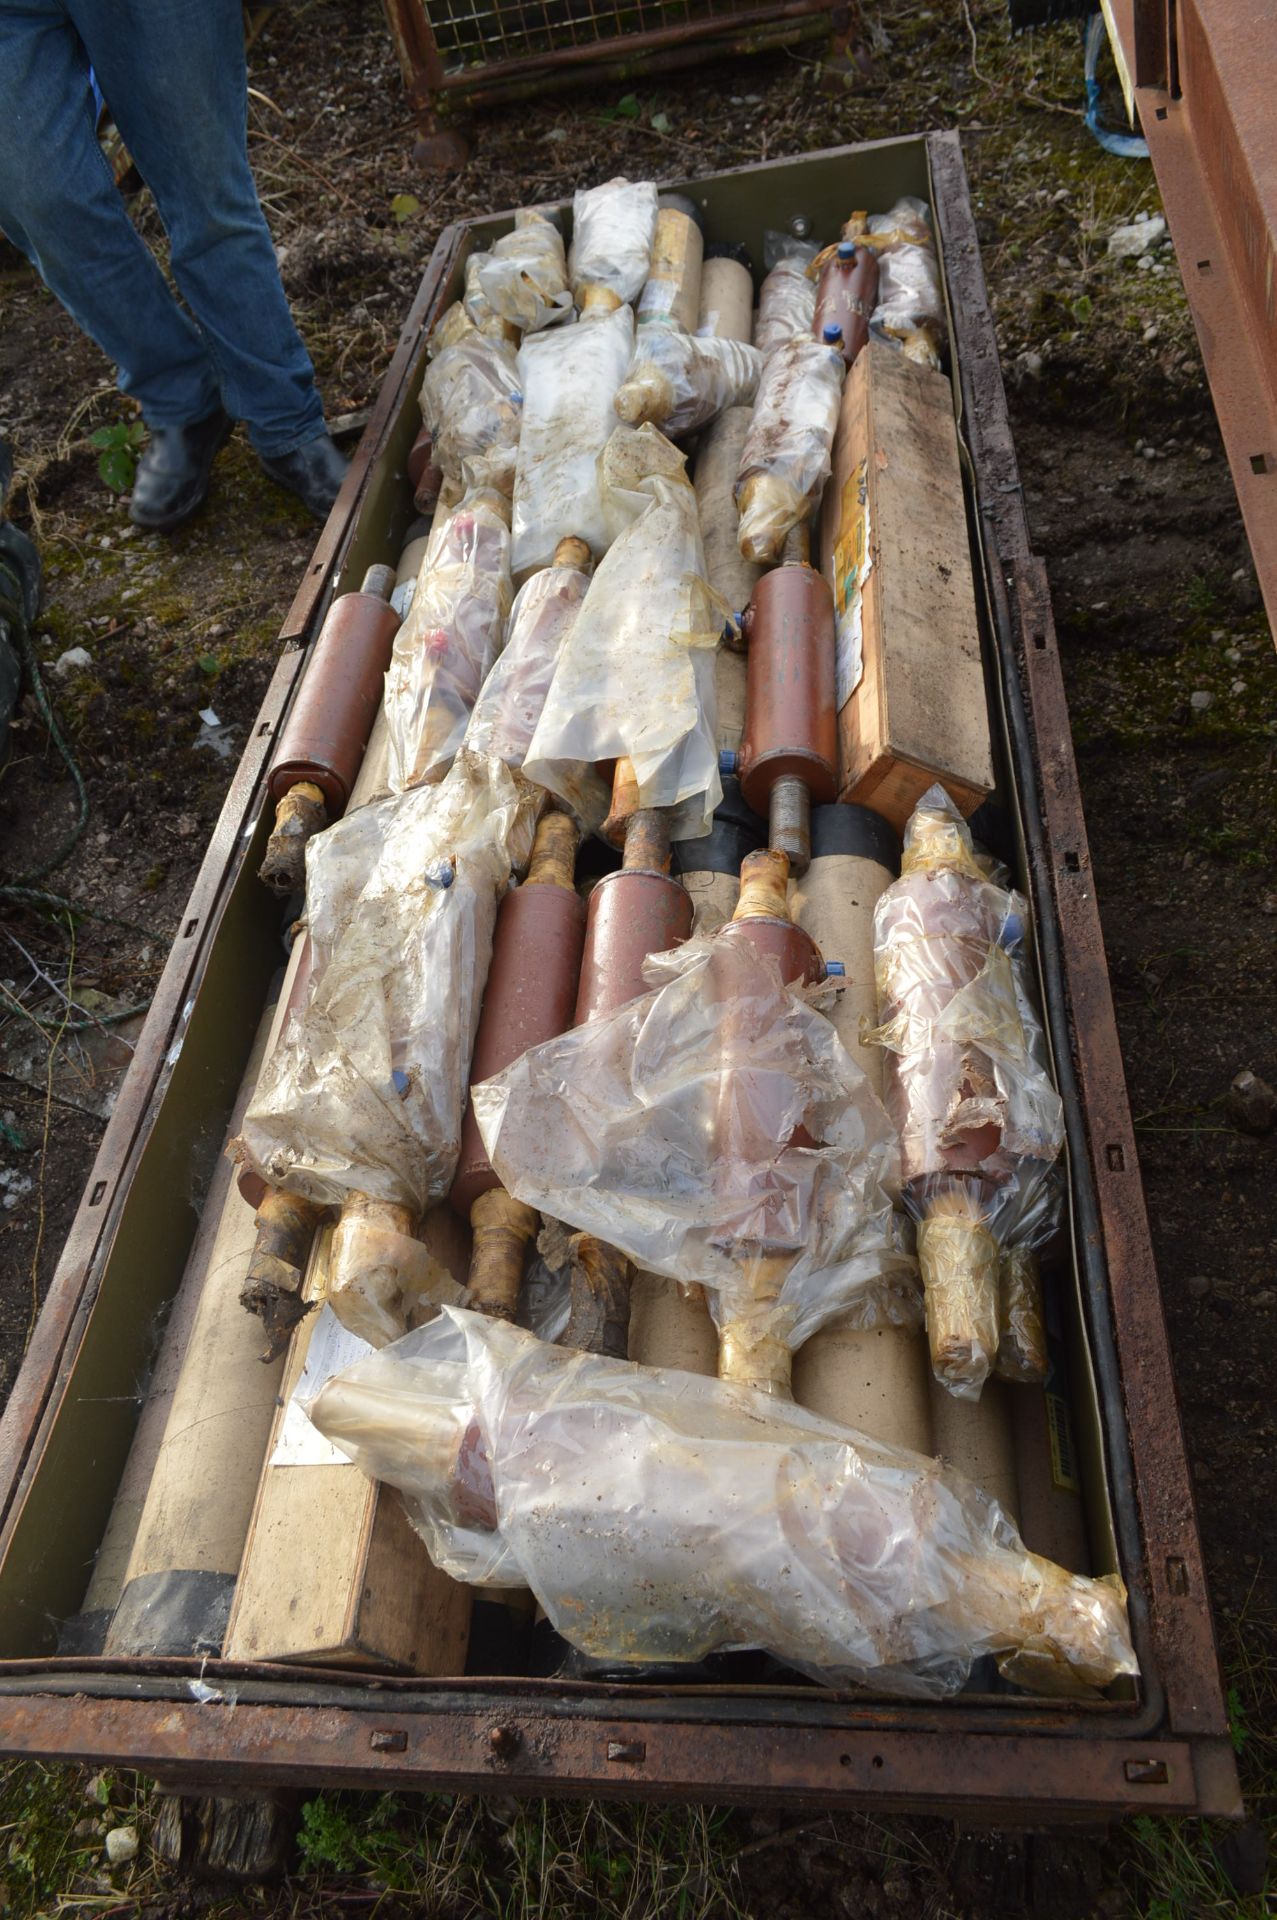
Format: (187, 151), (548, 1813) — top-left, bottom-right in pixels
(825, 959), (846, 977)
(428, 861), (455, 890)
(392, 1069), (411, 1098)
(719, 749), (739, 776)
(822, 322), (843, 344)
(837, 240), (856, 260)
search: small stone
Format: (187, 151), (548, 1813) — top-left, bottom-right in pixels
(1253, 1290), (1275, 1308)
(105, 1826), (138, 1865)
(1227, 1068), (1277, 1134)
(1109, 217), (1166, 258)
(1232, 679), (1247, 695)
(174, 813), (199, 838)
(1262, 893), (1277, 915)
(71, 1818), (100, 1843)
(1226, 647), (1242, 664)
(1189, 689), (1213, 710)
(1186, 1273), (1212, 1299)
(52, 645), (92, 678)
(1137, 251), (1155, 271)
(1143, 445), (1157, 460)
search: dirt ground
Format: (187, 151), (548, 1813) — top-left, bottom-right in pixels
(0, 0), (1274, 1913)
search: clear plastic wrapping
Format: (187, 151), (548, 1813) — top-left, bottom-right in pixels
(857, 197), (947, 370)
(474, 931), (915, 1376)
(521, 424), (724, 837)
(568, 177), (658, 308)
(427, 299), (475, 360)
(307, 1306), (1138, 1698)
(462, 552), (590, 770)
(753, 253), (818, 362)
(614, 326), (761, 438)
(511, 306), (634, 577)
(477, 210), (572, 333)
(418, 335), (522, 495)
(736, 337), (844, 564)
(385, 490), (513, 794)
(869, 787), (1065, 1399)
(233, 753), (539, 1217)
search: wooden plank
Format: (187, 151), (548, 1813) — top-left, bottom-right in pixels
(821, 341), (994, 832)
(223, 1216), (471, 1673)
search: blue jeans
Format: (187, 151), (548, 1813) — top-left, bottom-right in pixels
(0, 0), (325, 456)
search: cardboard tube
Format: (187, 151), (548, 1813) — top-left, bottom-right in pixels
(697, 254), (754, 344)
(929, 1373), (1019, 1525)
(716, 644), (748, 756)
(103, 1006), (289, 1656)
(792, 1320), (933, 1456)
(695, 406), (760, 635)
(788, 803), (929, 1450)
(628, 1275), (718, 1375)
(77, 1000), (278, 1637)
(641, 200), (704, 334)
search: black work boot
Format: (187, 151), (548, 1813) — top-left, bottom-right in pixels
(129, 406), (233, 532)
(259, 432), (349, 522)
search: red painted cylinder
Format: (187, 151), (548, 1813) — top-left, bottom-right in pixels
(717, 914), (824, 989)
(573, 869), (693, 1026)
(812, 242), (879, 368)
(266, 587), (400, 815)
(451, 882), (588, 1217)
(738, 567), (838, 816)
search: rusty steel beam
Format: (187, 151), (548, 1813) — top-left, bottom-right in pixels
(1108, 0), (1277, 638)
(0, 1690), (1213, 1816)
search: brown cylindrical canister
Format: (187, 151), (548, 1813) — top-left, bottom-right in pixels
(739, 566), (839, 816)
(573, 868), (693, 1025)
(451, 882), (587, 1218)
(718, 912), (824, 989)
(266, 574), (400, 815)
(237, 931), (314, 1211)
(789, 802), (899, 1100)
(695, 406), (761, 640)
(929, 1373), (1019, 1525)
(638, 195), (705, 334)
(697, 250), (754, 344)
(813, 242), (879, 368)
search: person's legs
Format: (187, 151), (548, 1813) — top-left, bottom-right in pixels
(73, 0), (327, 458)
(0, 0), (220, 428)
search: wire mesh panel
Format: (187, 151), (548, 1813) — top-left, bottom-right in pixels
(383, 0), (836, 109)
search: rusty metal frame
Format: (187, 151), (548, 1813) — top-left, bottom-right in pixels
(1106, 0), (1277, 638)
(379, 0), (839, 118)
(0, 135), (1238, 1820)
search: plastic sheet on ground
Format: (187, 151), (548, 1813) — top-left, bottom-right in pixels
(569, 177), (658, 308)
(614, 326), (761, 438)
(385, 490), (513, 794)
(306, 1306), (1139, 1699)
(868, 785), (1065, 1398)
(477, 210), (572, 333)
(736, 337), (844, 563)
(511, 306), (634, 577)
(418, 334), (522, 495)
(463, 553), (590, 772)
(474, 931), (915, 1365)
(522, 424), (724, 837)
(233, 753), (539, 1217)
